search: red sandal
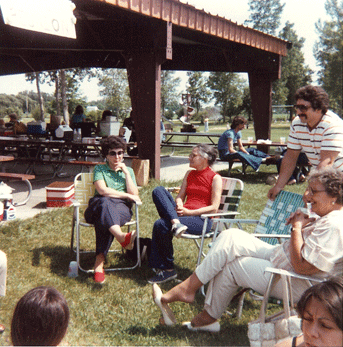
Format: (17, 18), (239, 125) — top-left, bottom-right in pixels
(120, 230), (137, 250)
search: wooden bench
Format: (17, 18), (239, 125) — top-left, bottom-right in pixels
(0, 172), (35, 206)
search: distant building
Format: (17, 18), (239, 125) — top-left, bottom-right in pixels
(86, 106), (98, 112)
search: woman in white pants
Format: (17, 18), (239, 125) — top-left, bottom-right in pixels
(0, 250), (7, 332)
(152, 167), (343, 332)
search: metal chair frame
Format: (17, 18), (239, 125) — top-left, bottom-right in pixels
(208, 190), (305, 317)
(181, 176), (244, 267)
(70, 172), (141, 273)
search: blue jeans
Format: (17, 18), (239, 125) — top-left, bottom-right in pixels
(149, 186), (212, 270)
(220, 148), (268, 171)
(276, 151), (309, 181)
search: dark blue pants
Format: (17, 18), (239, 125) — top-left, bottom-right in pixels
(276, 151), (309, 181)
(220, 148), (268, 171)
(149, 186), (212, 270)
(84, 196), (132, 256)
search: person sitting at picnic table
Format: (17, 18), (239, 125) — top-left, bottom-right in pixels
(152, 167), (343, 332)
(6, 113), (27, 135)
(96, 109), (114, 137)
(84, 136), (141, 284)
(70, 105), (86, 128)
(148, 144), (222, 284)
(276, 276), (343, 347)
(218, 115), (275, 172)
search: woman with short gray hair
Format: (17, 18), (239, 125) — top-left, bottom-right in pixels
(148, 144), (222, 284)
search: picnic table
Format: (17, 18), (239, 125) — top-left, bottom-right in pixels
(0, 136), (139, 178)
(161, 132), (287, 175)
(162, 132), (286, 153)
(0, 154), (35, 206)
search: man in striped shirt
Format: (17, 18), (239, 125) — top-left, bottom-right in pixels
(268, 85), (343, 200)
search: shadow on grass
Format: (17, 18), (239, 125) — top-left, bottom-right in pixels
(124, 320), (249, 346)
(219, 167), (276, 185)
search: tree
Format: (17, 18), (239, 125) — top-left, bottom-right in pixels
(273, 22), (312, 108)
(207, 72), (246, 123)
(314, 0), (343, 115)
(186, 71), (210, 116)
(245, 0), (285, 35)
(160, 71), (181, 118)
(97, 68), (131, 119)
(25, 68), (94, 123)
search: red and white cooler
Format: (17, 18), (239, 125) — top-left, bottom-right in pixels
(46, 181), (75, 208)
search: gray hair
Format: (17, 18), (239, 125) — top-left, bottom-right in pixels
(308, 167), (343, 204)
(193, 144), (218, 166)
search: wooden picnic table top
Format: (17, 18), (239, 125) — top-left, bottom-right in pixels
(0, 155), (14, 162)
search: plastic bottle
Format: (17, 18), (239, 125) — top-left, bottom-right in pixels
(3, 202), (16, 220)
(73, 129), (78, 141)
(77, 128), (82, 142)
(68, 261), (78, 277)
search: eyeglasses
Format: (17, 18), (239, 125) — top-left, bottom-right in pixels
(294, 104), (312, 112)
(108, 150), (124, 157)
(189, 153), (201, 159)
(307, 186), (326, 195)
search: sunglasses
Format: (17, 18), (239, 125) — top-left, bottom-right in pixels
(294, 104), (311, 112)
(108, 150), (124, 157)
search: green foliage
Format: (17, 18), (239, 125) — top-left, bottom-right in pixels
(314, 0), (343, 115)
(207, 72), (247, 123)
(186, 72), (211, 114)
(161, 71), (181, 116)
(273, 22), (313, 106)
(86, 110), (102, 122)
(97, 68), (131, 119)
(0, 93), (35, 116)
(245, 0), (285, 35)
(30, 105), (45, 121)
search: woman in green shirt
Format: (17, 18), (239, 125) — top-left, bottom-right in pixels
(84, 136), (141, 283)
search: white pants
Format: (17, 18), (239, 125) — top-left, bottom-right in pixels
(195, 229), (310, 319)
(0, 250), (7, 297)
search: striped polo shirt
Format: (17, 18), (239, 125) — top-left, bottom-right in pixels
(287, 111), (343, 171)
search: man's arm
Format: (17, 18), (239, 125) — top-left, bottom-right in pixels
(267, 149), (300, 200)
(317, 150), (339, 168)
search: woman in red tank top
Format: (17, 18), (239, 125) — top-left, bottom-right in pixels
(148, 144), (222, 284)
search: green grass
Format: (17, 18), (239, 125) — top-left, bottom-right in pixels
(1, 120), (306, 346)
(0, 165), (307, 346)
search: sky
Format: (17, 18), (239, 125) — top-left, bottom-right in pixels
(0, 0), (329, 102)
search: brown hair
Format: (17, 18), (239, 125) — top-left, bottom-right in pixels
(295, 85), (329, 115)
(11, 286), (69, 346)
(297, 276), (343, 331)
(231, 115), (247, 130)
(101, 135), (127, 157)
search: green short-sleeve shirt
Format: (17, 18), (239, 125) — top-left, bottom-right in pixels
(93, 163), (137, 196)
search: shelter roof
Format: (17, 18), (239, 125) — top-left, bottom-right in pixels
(0, 0), (290, 77)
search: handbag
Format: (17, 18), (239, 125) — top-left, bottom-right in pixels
(125, 237), (151, 263)
(248, 270), (302, 347)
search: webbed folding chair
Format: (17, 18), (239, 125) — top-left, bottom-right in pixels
(211, 190), (304, 317)
(181, 177), (244, 267)
(70, 172), (141, 273)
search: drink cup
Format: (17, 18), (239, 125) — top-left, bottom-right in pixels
(248, 137), (253, 143)
(280, 137), (286, 144)
(68, 261), (78, 278)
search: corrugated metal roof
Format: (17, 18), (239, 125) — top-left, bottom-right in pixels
(102, 0), (289, 56)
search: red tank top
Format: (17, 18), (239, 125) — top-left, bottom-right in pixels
(184, 166), (218, 210)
